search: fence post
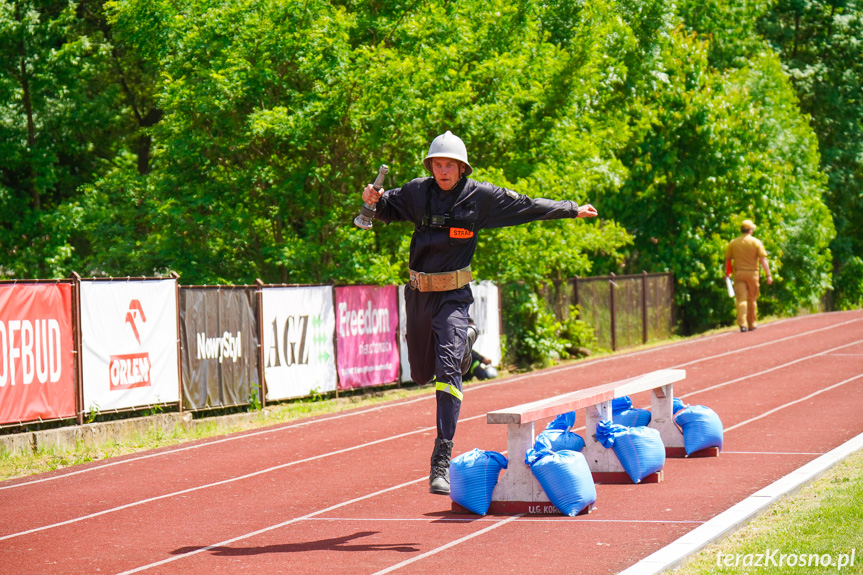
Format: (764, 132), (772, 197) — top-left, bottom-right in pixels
(573, 275), (580, 318)
(642, 271), (649, 344)
(609, 272), (616, 351)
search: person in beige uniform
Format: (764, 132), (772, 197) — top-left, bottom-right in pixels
(724, 219), (773, 332)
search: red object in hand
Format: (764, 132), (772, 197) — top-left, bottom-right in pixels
(725, 260), (733, 277)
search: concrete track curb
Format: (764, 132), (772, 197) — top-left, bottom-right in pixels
(0, 409), (273, 457)
(619, 432), (863, 574)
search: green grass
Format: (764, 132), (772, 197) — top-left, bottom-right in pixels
(673, 448), (863, 574)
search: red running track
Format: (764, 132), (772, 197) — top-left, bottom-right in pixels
(1, 310), (862, 574)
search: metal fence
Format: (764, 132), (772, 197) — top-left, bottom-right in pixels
(538, 272), (675, 351)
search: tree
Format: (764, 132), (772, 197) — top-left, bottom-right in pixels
(601, 28), (833, 332)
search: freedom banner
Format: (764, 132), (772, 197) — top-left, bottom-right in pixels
(0, 283), (76, 424)
(398, 281), (501, 383)
(179, 288), (260, 410)
(261, 285), (337, 400)
(80, 279), (180, 412)
(335, 285), (399, 389)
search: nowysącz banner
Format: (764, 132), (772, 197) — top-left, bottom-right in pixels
(179, 288), (260, 410)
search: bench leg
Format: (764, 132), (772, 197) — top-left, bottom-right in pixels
(582, 400), (625, 474)
(648, 383), (685, 455)
(490, 422), (549, 503)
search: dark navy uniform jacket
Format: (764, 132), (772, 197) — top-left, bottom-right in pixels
(374, 176), (580, 273)
(373, 175), (581, 440)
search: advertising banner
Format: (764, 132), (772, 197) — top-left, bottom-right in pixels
(179, 288), (260, 410)
(261, 286), (337, 400)
(335, 285), (399, 389)
(0, 283), (76, 424)
(469, 280), (502, 366)
(398, 281), (501, 383)
(80, 279), (180, 412)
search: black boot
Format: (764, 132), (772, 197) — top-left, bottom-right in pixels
(429, 437), (454, 494)
(460, 322), (479, 375)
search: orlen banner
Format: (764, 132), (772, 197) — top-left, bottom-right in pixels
(336, 285), (399, 389)
(0, 283), (76, 424)
(179, 288), (260, 410)
(80, 279), (180, 412)
(262, 285), (337, 400)
(398, 281), (501, 383)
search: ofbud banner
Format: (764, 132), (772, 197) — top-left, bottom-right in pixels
(0, 283), (76, 424)
(179, 288), (260, 410)
(335, 285), (399, 389)
(80, 279), (180, 412)
(262, 286), (337, 400)
(398, 281), (500, 383)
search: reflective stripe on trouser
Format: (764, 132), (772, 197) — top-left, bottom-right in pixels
(435, 380), (464, 401)
(404, 285), (472, 441)
(733, 270), (761, 328)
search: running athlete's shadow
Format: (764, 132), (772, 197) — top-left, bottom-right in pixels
(172, 531), (419, 556)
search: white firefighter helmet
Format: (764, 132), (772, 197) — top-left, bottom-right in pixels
(423, 131), (472, 176)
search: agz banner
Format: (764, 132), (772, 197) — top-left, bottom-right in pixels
(0, 283), (76, 424)
(261, 286), (337, 400)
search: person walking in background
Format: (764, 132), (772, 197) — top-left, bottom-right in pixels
(725, 219), (773, 332)
(360, 130), (597, 494)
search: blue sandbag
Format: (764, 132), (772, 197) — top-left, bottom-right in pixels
(449, 449), (508, 515)
(673, 397), (687, 414)
(545, 411), (576, 431)
(536, 428), (586, 452)
(596, 421), (666, 484)
(613, 408), (652, 427)
(611, 395), (651, 428)
(537, 411), (584, 451)
(674, 405), (723, 455)
(612, 396), (633, 412)
(525, 447), (596, 516)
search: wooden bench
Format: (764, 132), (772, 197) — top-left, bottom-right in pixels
(460, 369), (690, 515)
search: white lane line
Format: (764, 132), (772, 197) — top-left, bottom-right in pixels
(370, 514), (525, 575)
(7, 336), (859, 542)
(723, 373), (863, 433)
(5, 316), (859, 491)
(113, 477), (428, 575)
(113, 371), (860, 574)
(304, 517), (706, 525)
(721, 451), (825, 455)
(0, 394), (439, 492)
(618, 431), (863, 575)
(0, 414), (484, 542)
(679, 338), (863, 400)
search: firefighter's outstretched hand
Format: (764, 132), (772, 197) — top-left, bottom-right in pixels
(363, 183), (382, 204)
(577, 204), (598, 218)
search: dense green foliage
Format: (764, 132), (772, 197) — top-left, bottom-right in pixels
(1, 0), (857, 364)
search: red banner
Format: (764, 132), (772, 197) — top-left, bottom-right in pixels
(335, 285), (399, 389)
(0, 284), (76, 424)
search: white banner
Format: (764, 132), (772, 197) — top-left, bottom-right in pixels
(469, 281), (502, 366)
(80, 280), (180, 412)
(398, 285), (411, 383)
(398, 281), (501, 383)
(262, 286), (337, 400)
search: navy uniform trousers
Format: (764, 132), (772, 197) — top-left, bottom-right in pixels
(404, 285), (472, 441)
